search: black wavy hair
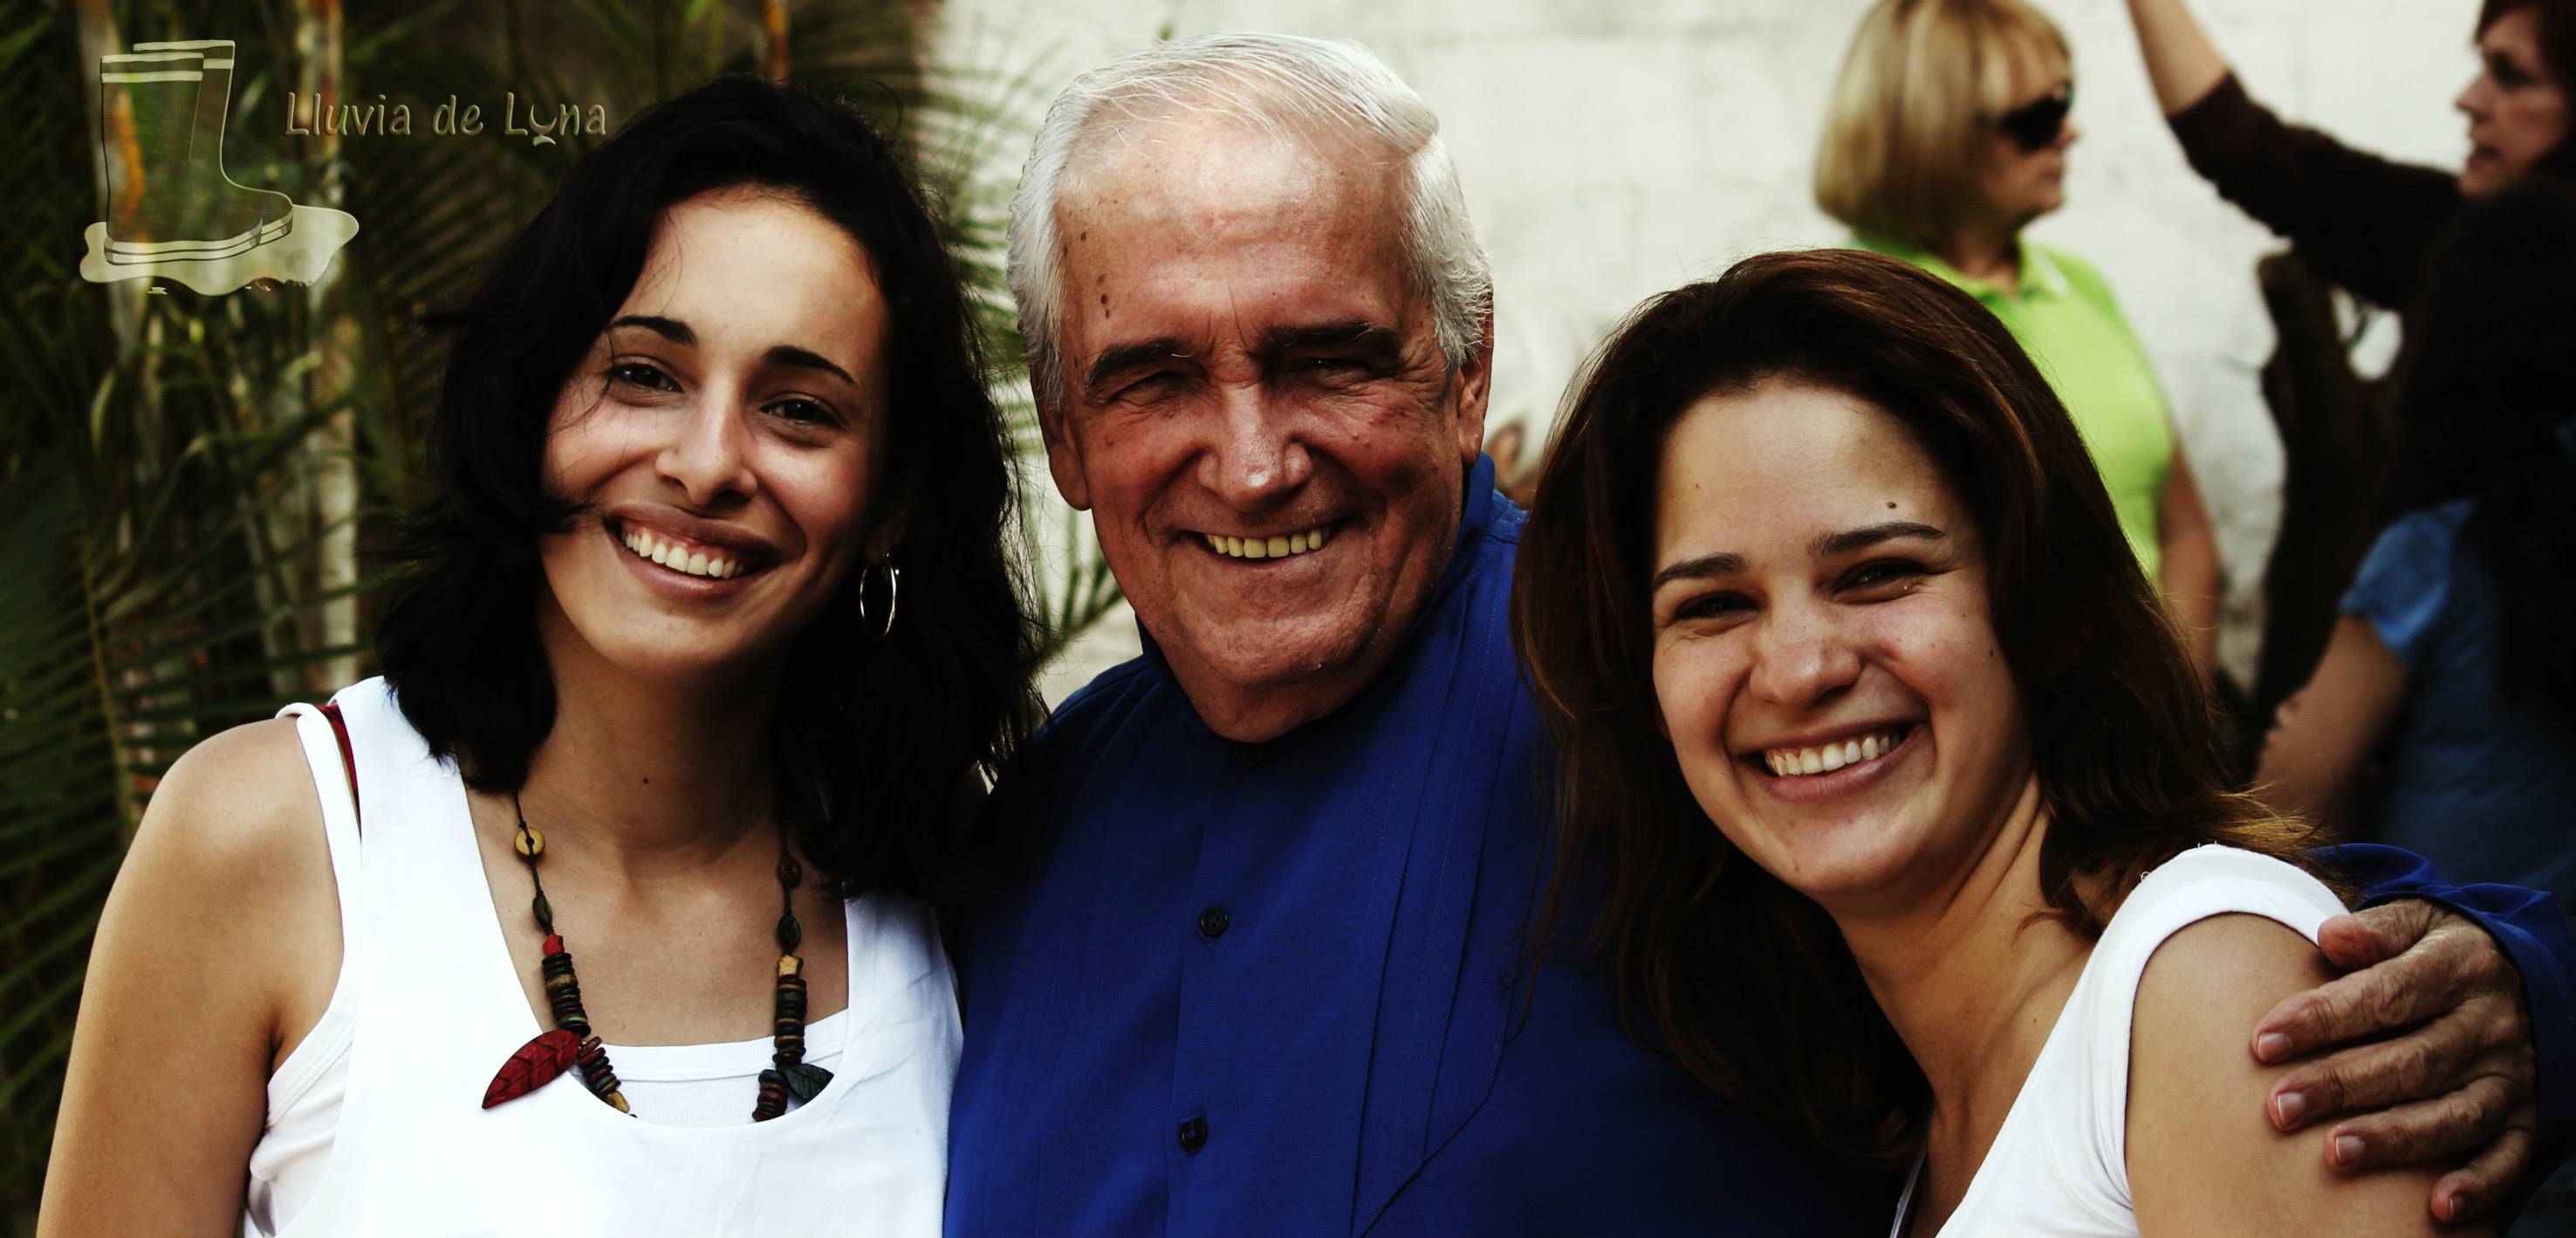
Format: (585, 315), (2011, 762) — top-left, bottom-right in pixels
(2389, 176), (2576, 719)
(377, 74), (1039, 900)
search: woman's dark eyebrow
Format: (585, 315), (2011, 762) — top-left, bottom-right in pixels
(1651, 551), (1747, 592)
(609, 314), (693, 345)
(605, 317), (853, 386)
(764, 345), (857, 386)
(1811, 521), (1944, 558)
(1652, 521), (1945, 592)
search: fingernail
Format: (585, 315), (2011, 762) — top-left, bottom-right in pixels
(2256, 1032), (2292, 1061)
(2273, 1091), (2306, 1126)
(2333, 1134), (2363, 1166)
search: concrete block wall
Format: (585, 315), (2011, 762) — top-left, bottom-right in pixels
(948, 0), (2489, 703)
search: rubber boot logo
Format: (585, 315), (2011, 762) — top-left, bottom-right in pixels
(80, 39), (360, 294)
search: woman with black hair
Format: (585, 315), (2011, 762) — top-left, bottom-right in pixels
(38, 75), (1036, 1236)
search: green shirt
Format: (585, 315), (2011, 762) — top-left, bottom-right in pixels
(1852, 232), (2175, 578)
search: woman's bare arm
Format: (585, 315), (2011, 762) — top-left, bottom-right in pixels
(2131, 913), (2481, 1237)
(2254, 615), (2408, 828)
(2156, 447), (2221, 681)
(37, 718), (343, 1238)
(2121, 0), (2231, 114)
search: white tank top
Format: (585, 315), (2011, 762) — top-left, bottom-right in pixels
(1888, 845), (2346, 1237)
(249, 679), (959, 1237)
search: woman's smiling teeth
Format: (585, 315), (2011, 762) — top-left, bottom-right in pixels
(621, 526), (745, 579)
(1202, 524), (1334, 560)
(1761, 725), (1911, 777)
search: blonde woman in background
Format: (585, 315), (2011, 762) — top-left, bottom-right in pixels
(1817, 0), (2221, 678)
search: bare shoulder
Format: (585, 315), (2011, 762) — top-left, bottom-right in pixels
(38, 717), (346, 1234)
(141, 715), (326, 851)
(113, 716), (343, 1037)
(2134, 912), (2335, 1044)
(129, 712), (341, 930)
(2128, 914), (2467, 1237)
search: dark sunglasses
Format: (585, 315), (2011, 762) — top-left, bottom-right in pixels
(1993, 83), (2073, 153)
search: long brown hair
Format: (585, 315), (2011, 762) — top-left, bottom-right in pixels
(1511, 250), (2319, 1165)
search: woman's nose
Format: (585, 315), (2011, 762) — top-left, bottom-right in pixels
(657, 396), (759, 508)
(1746, 604), (1862, 708)
(2458, 72), (2492, 120)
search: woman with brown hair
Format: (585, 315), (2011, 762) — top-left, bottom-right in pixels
(1511, 249), (2491, 1235)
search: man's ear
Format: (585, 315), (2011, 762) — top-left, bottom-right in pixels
(1038, 381), (1093, 511)
(1451, 313), (1496, 468)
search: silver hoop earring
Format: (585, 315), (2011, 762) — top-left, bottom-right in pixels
(860, 561), (901, 641)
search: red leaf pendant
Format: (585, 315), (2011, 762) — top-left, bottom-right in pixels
(483, 1029), (582, 1109)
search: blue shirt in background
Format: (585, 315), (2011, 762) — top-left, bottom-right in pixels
(948, 459), (2576, 1235)
(2341, 501), (2576, 919)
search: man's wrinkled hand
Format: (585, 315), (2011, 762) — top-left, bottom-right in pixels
(2247, 899), (2538, 1222)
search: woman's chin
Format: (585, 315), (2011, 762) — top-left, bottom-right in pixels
(580, 631), (784, 694)
(1717, 813), (1929, 907)
(2458, 157), (2509, 199)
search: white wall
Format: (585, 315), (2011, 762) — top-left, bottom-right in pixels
(950, 0), (2487, 701)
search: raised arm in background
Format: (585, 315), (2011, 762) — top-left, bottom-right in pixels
(2116, 0), (2464, 308)
(2120, 0), (2230, 113)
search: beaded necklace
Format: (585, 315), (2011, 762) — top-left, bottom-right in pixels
(480, 795), (832, 1120)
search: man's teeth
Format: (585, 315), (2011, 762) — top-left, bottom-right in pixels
(621, 528), (742, 579)
(1202, 524), (1333, 560)
(1762, 727), (1908, 777)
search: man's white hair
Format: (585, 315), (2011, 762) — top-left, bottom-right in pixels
(1006, 31), (1494, 409)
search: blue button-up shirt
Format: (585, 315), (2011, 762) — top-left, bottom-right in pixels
(949, 457), (2576, 1236)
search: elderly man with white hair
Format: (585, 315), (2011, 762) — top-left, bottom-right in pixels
(947, 31), (2576, 1237)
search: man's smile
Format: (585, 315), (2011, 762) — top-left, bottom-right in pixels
(1194, 521), (1340, 560)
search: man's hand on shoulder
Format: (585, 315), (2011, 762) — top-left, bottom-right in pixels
(2247, 899), (2538, 1223)
(2134, 913), (2469, 1238)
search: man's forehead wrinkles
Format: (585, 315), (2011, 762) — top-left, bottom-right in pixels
(1058, 127), (1384, 227)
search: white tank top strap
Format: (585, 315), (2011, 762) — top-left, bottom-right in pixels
(276, 699), (363, 958)
(249, 698), (371, 1235)
(265, 701), (363, 1102)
